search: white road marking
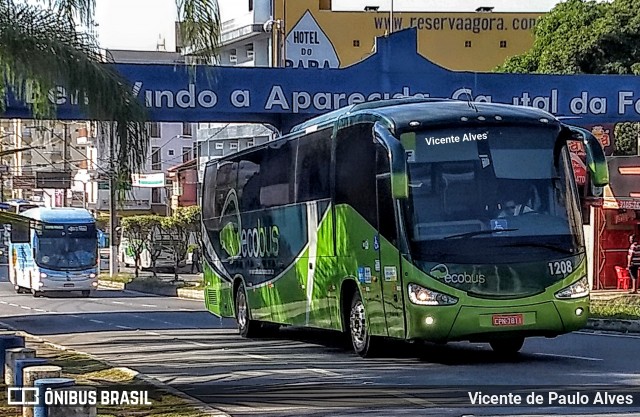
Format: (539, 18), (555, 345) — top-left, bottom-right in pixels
(111, 301), (125, 305)
(33, 309), (45, 312)
(8, 303), (17, 307)
(145, 331), (161, 336)
(89, 319), (104, 324)
(141, 304), (157, 308)
(20, 306), (31, 310)
(0, 301), (7, 304)
(116, 325), (132, 330)
(534, 352), (602, 361)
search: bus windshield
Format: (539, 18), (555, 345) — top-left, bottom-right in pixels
(35, 223), (98, 270)
(403, 125), (583, 267)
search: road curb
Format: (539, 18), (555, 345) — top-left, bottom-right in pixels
(0, 322), (230, 417)
(586, 318), (640, 333)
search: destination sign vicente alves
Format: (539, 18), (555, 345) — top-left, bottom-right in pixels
(5, 29), (640, 130)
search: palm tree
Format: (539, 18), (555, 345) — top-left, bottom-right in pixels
(0, 0), (220, 176)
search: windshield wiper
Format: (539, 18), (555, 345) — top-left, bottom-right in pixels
(500, 242), (575, 254)
(443, 229), (518, 240)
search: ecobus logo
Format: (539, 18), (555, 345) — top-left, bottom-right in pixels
(429, 264), (486, 284)
(219, 189), (280, 259)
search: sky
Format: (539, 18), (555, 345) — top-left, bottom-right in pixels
(94, 0), (562, 51)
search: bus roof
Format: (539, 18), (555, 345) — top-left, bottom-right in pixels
(290, 98), (559, 134)
(20, 207), (96, 224)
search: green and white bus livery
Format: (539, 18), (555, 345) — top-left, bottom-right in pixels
(201, 98), (608, 357)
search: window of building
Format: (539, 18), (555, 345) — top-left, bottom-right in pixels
(168, 149), (174, 156)
(215, 142), (224, 150)
(247, 141), (254, 147)
(193, 142), (200, 160)
(151, 187), (162, 204)
(465, 41), (472, 48)
(182, 123), (192, 137)
(229, 142), (239, 150)
(151, 147), (161, 170)
(182, 146), (192, 163)
(149, 122), (160, 138)
(353, 40), (360, 47)
(499, 40), (507, 48)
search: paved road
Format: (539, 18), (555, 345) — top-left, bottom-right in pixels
(1, 265), (639, 416)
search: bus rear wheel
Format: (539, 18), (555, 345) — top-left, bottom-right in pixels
(489, 337), (525, 355)
(349, 291), (380, 357)
(235, 283), (260, 338)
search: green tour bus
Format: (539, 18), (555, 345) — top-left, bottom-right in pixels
(200, 98), (608, 357)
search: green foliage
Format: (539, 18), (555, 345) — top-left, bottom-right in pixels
(614, 122), (640, 155)
(591, 296), (640, 319)
(121, 215), (162, 276)
(94, 213), (110, 231)
(497, 0), (640, 75)
(0, 0), (220, 177)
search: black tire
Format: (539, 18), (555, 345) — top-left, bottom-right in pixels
(348, 291), (379, 357)
(489, 337), (525, 355)
(235, 283), (261, 338)
(32, 289), (43, 298)
(14, 286), (26, 294)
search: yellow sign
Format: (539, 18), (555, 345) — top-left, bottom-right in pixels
(274, 0), (542, 71)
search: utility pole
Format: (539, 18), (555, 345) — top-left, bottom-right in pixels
(108, 123), (118, 276)
(63, 123), (69, 207)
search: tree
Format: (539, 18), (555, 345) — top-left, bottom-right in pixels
(161, 215), (190, 281)
(0, 0), (221, 177)
(614, 122), (640, 155)
(174, 205), (202, 247)
(497, 0), (640, 75)
(121, 215), (160, 278)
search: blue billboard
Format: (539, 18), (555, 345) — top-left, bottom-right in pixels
(4, 28), (640, 133)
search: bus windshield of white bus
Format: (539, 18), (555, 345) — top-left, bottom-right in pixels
(34, 223), (98, 270)
(402, 125), (583, 267)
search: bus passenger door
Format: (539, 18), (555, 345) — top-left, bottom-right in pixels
(376, 146), (405, 339)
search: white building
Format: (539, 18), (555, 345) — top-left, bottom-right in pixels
(94, 49), (198, 215)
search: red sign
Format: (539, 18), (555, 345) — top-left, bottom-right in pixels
(570, 152), (587, 186)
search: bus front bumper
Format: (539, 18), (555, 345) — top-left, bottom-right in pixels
(37, 277), (99, 292)
(405, 297), (589, 342)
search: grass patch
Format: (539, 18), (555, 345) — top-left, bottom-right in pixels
(590, 296), (640, 320)
(0, 340), (212, 417)
(99, 273), (134, 283)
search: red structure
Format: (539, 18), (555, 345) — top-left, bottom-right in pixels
(167, 158), (198, 210)
(587, 156), (640, 289)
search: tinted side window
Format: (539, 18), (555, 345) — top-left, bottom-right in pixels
(214, 161), (238, 217)
(260, 141), (295, 208)
(335, 123), (376, 225)
(295, 128), (331, 202)
(202, 164), (217, 220)
(237, 153), (263, 212)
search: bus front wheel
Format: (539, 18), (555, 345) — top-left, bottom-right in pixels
(489, 337), (525, 355)
(349, 292), (380, 358)
(235, 283), (260, 338)
(31, 289), (43, 298)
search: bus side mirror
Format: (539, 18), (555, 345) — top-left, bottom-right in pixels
(373, 123), (409, 199)
(10, 223), (30, 243)
(568, 126), (609, 187)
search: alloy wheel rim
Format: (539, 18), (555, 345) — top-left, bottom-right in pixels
(237, 292), (247, 329)
(350, 301), (366, 350)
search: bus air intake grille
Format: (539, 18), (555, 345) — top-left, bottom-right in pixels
(206, 289), (218, 305)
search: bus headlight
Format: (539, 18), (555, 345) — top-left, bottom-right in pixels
(89, 273), (96, 278)
(555, 276), (589, 299)
(40, 272), (47, 279)
(408, 283), (458, 306)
